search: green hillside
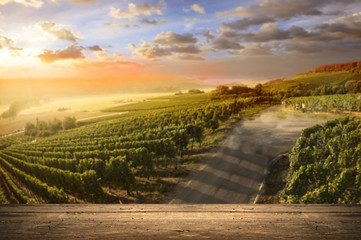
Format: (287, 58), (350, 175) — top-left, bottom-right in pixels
(264, 71), (360, 95)
(263, 61), (361, 96)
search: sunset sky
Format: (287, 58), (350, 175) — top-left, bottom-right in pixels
(1, 0), (361, 83)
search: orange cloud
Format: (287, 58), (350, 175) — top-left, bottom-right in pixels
(38, 45), (84, 63)
(37, 21), (81, 42)
(109, 0), (165, 19)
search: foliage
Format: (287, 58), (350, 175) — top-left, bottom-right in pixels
(188, 89), (204, 94)
(0, 92), (269, 203)
(264, 71), (361, 97)
(0, 186), (9, 204)
(103, 93), (209, 112)
(307, 61), (361, 74)
(62, 117), (77, 130)
(1, 98), (46, 120)
(0, 167), (36, 204)
(280, 117), (361, 204)
(210, 85), (260, 99)
(24, 117), (77, 137)
(284, 94), (361, 112)
(0, 155), (67, 203)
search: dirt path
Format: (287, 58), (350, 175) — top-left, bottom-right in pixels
(77, 112), (125, 121)
(171, 105), (325, 204)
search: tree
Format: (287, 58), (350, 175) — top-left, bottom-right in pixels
(172, 129), (189, 169)
(188, 89), (204, 94)
(194, 125), (204, 148)
(24, 122), (36, 136)
(345, 80), (357, 93)
(254, 83), (263, 96)
(49, 118), (62, 132)
(210, 112), (220, 130)
(137, 148), (153, 179)
(106, 156), (137, 195)
(63, 117), (77, 130)
(186, 124), (195, 149)
(163, 140), (176, 168)
(216, 85), (229, 95)
(81, 170), (104, 198)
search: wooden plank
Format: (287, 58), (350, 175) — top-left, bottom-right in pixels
(1, 205), (361, 239)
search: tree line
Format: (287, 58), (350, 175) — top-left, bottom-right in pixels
(25, 116), (77, 137)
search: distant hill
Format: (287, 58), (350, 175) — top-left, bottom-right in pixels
(0, 74), (212, 104)
(305, 61), (361, 74)
(263, 61), (361, 96)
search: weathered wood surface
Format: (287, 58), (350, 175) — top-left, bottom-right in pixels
(1, 204), (360, 239)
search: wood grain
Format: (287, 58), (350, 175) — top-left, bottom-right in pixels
(1, 204), (360, 239)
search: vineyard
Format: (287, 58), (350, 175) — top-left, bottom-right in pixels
(284, 94), (361, 112)
(0, 93), (273, 203)
(280, 117), (361, 204)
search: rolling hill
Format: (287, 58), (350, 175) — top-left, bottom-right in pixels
(263, 61), (361, 95)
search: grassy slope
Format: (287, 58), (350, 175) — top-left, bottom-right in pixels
(103, 93), (210, 112)
(1, 92), (270, 203)
(264, 71), (360, 92)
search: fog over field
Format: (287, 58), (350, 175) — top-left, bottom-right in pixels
(0, 92), (176, 135)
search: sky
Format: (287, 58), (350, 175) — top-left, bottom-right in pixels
(1, 0), (361, 83)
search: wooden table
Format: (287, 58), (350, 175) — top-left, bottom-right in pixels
(1, 204), (360, 239)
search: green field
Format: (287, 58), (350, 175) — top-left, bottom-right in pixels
(284, 94), (361, 112)
(103, 93), (210, 112)
(2, 61), (361, 205)
(0, 92), (271, 203)
(264, 71), (360, 95)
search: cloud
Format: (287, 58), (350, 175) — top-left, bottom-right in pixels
(153, 31), (197, 45)
(217, 23), (312, 44)
(0, 0), (45, 8)
(240, 23), (293, 42)
(216, 11), (361, 55)
(201, 29), (216, 40)
(86, 45), (108, 59)
(109, 0), (165, 19)
(0, 34), (14, 49)
(212, 37), (243, 50)
(69, 0), (100, 4)
(138, 18), (166, 25)
(86, 45), (103, 51)
(221, 16), (276, 31)
(280, 39), (361, 54)
(216, 0), (357, 19)
(316, 11), (361, 39)
(38, 21), (81, 42)
(129, 31), (202, 60)
(0, 34), (23, 52)
(38, 44), (84, 63)
(227, 43), (273, 56)
(0, 0), (101, 7)
(191, 4), (205, 14)
(104, 22), (139, 28)
(86, 45), (105, 58)
(129, 42), (171, 60)
(171, 45), (201, 54)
